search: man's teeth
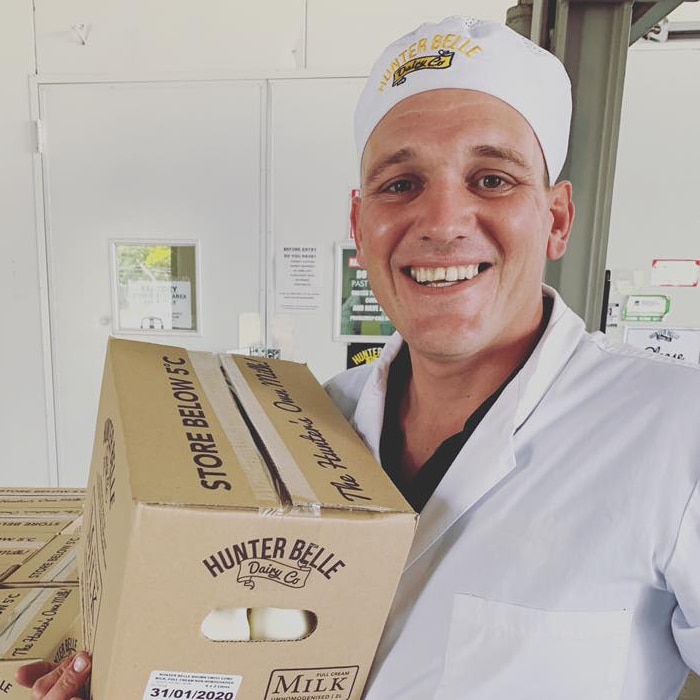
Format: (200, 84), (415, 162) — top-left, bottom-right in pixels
(409, 264), (481, 284)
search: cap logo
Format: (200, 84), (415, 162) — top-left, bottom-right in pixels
(392, 50), (454, 87)
(378, 34), (483, 92)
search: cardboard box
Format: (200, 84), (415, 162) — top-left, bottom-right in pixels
(0, 489), (85, 502)
(82, 338), (416, 700)
(680, 673), (700, 700)
(0, 515), (77, 535)
(3, 534), (80, 586)
(0, 535), (55, 582)
(0, 586), (81, 698)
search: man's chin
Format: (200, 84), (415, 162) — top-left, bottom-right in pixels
(401, 322), (488, 364)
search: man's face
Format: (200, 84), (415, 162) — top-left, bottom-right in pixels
(352, 89), (573, 363)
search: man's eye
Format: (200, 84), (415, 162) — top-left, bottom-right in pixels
(479, 174), (506, 189)
(385, 179), (414, 194)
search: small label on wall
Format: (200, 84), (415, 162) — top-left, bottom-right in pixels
(623, 294), (670, 322)
(650, 259), (700, 287)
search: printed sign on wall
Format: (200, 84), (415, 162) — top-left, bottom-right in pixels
(346, 342), (385, 369)
(335, 243), (394, 342)
(275, 244), (322, 312)
(624, 327), (700, 364)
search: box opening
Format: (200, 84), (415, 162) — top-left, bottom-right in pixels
(201, 607), (317, 642)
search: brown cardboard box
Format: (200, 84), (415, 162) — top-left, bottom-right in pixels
(680, 673), (700, 700)
(0, 515), (77, 535)
(81, 339), (416, 700)
(3, 534), (80, 586)
(0, 535), (55, 582)
(0, 586), (81, 698)
(0, 489), (85, 498)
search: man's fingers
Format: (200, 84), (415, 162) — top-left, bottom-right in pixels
(15, 660), (56, 687)
(28, 653), (91, 699)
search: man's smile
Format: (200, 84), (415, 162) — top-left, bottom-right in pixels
(406, 263), (492, 287)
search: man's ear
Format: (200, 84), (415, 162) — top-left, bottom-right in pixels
(547, 180), (575, 261)
(350, 193), (366, 267)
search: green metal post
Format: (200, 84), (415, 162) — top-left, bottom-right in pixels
(545, 0), (633, 330)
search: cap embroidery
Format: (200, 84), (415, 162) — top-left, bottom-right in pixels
(378, 34), (483, 92)
(391, 50), (455, 88)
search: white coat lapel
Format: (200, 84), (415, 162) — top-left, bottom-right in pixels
(352, 332), (404, 462)
(404, 377), (519, 570)
(350, 288), (586, 573)
(406, 289), (585, 570)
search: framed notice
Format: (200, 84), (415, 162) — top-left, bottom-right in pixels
(334, 243), (395, 342)
(624, 326), (700, 364)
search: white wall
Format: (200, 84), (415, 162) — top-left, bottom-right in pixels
(607, 6), (700, 342)
(2, 0), (515, 486)
(1, 1), (54, 485)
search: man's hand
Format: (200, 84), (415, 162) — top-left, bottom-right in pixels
(15, 652), (91, 699)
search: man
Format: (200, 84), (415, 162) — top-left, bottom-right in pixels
(19, 16), (700, 700)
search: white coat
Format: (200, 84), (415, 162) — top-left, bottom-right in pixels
(326, 287), (700, 700)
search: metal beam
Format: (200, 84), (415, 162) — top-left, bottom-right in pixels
(531, 0), (555, 45)
(630, 0), (689, 43)
(545, 0), (633, 330)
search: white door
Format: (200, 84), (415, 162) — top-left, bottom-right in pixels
(38, 80), (266, 486)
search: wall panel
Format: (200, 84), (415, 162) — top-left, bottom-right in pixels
(34, 0), (306, 75)
(0, 0), (54, 485)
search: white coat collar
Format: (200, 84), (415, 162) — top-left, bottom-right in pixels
(352, 286), (586, 568)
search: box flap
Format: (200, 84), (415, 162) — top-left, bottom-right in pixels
(108, 339), (280, 511)
(220, 354), (414, 513)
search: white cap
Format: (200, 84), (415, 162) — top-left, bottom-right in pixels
(355, 17), (572, 185)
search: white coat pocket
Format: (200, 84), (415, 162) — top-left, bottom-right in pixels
(434, 593), (632, 700)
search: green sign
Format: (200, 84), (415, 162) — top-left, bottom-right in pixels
(336, 244), (395, 341)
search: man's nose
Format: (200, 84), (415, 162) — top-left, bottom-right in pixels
(415, 182), (476, 242)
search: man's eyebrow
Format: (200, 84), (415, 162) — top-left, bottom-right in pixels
(363, 147), (416, 186)
(471, 144), (530, 171)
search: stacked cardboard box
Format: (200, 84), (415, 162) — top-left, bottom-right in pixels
(82, 339), (417, 700)
(0, 586), (81, 697)
(0, 490), (83, 586)
(0, 489), (84, 697)
(680, 673), (700, 700)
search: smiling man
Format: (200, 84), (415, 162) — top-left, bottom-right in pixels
(325, 15), (700, 700)
(18, 16), (700, 700)
(350, 87), (573, 485)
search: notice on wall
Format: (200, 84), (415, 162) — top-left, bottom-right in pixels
(623, 294), (670, 322)
(650, 259), (700, 287)
(624, 327), (700, 364)
(335, 243), (395, 341)
(275, 245), (322, 312)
